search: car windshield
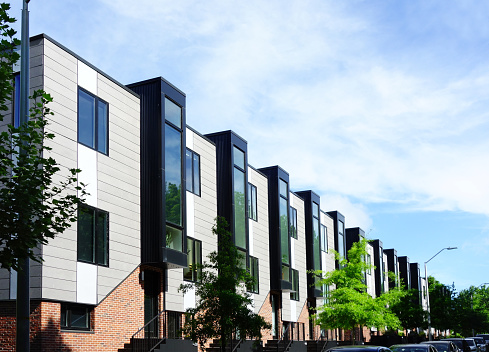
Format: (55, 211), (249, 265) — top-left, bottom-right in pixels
(428, 343), (448, 352)
(449, 341), (463, 349)
(391, 347), (427, 352)
(466, 340), (475, 347)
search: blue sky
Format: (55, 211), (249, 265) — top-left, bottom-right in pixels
(8, 0), (489, 290)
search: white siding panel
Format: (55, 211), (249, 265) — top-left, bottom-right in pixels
(77, 61), (97, 94)
(77, 262), (97, 304)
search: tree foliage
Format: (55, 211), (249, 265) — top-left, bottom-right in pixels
(428, 276), (455, 332)
(314, 239), (405, 342)
(451, 285), (489, 336)
(390, 288), (428, 331)
(0, 3), (85, 271)
(179, 217), (270, 351)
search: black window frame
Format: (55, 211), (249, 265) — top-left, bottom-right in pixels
(77, 204), (109, 267)
(247, 255), (259, 294)
(290, 268), (299, 301)
(320, 224), (327, 252)
(289, 206), (297, 239)
(60, 303), (92, 331)
(247, 183), (257, 221)
(77, 87), (109, 155)
(183, 237), (202, 282)
(186, 148), (201, 196)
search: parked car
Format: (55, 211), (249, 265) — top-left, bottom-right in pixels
(476, 335), (489, 345)
(390, 343), (438, 352)
(420, 340), (459, 352)
(326, 346), (393, 352)
(466, 339), (479, 352)
(443, 338), (472, 352)
(468, 337), (487, 352)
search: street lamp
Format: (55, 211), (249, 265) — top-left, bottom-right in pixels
(424, 246), (457, 341)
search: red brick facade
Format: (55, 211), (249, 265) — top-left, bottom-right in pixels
(0, 266), (168, 352)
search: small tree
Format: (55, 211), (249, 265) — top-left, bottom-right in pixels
(179, 217), (270, 352)
(0, 3), (85, 271)
(314, 239), (405, 343)
(390, 288), (428, 332)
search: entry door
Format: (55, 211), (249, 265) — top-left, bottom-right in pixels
(144, 271), (160, 337)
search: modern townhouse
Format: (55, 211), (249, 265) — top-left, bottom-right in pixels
(0, 33), (431, 352)
(398, 256), (411, 290)
(385, 249), (400, 290)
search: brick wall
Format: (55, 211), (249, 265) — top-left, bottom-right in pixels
(0, 266), (168, 352)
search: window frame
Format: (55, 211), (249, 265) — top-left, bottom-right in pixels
(320, 224), (327, 252)
(289, 206), (297, 239)
(77, 87), (109, 155)
(184, 237), (202, 282)
(60, 303), (92, 331)
(186, 148), (201, 196)
(247, 255), (259, 294)
(247, 183), (257, 221)
(290, 268), (299, 301)
(77, 204), (109, 267)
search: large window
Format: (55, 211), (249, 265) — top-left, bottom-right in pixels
(61, 304), (91, 330)
(78, 88), (108, 154)
(337, 220), (345, 259)
(320, 224), (327, 252)
(247, 183), (257, 221)
(186, 149), (200, 196)
(164, 97), (183, 252)
(290, 269), (299, 301)
(289, 207), (297, 239)
(312, 202), (320, 272)
(248, 256), (259, 293)
(184, 237), (202, 282)
(279, 179), (289, 267)
(233, 147), (247, 249)
(77, 204), (108, 266)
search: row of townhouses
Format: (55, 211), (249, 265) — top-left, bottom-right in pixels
(0, 34), (428, 352)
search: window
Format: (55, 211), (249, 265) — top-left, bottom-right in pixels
(78, 88), (108, 154)
(320, 224), (327, 252)
(279, 179), (289, 267)
(184, 237), (202, 282)
(186, 149), (200, 195)
(290, 269), (299, 301)
(61, 304), (91, 330)
(247, 183), (257, 221)
(337, 220), (345, 259)
(13, 74), (20, 127)
(312, 202), (320, 272)
(77, 204), (108, 266)
(233, 146), (247, 249)
(366, 254), (372, 274)
(289, 207), (297, 239)
(248, 256), (259, 293)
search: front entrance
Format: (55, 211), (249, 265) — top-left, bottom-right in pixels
(144, 270), (160, 337)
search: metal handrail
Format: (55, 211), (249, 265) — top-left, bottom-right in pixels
(231, 338), (244, 352)
(131, 310), (166, 352)
(315, 335), (328, 352)
(277, 324), (292, 352)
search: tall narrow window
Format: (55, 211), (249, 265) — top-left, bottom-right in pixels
(13, 74), (20, 127)
(78, 88), (108, 154)
(337, 220), (345, 259)
(366, 254), (372, 274)
(186, 149), (201, 196)
(248, 256), (259, 293)
(247, 183), (257, 221)
(164, 97), (183, 252)
(289, 207), (297, 239)
(184, 238), (202, 282)
(77, 204), (108, 266)
(320, 224), (327, 252)
(279, 179), (290, 282)
(312, 202), (320, 272)
(233, 147), (246, 249)
(290, 269), (299, 301)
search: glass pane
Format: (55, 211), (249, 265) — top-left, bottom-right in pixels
(338, 233), (345, 258)
(14, 74), (20, 127)
(185, 149), (192, 192)
(234, 168), (246, 249)
(77, 206), (94, 263)
(97, 100), (108, 154)
(165, 226), (183, 252)
(313, 219), (320, 271)
(233, 146), (245, 169)
(321, 225), (327, 252)
(338, 220), (344, 235)
(78, 90), (95, 148)
(96, 211), (108, 266)
(279, 179), (288, 198)
(312, 202), (319, 218)
(165, 124), (182, 226)
(164, 97), (181, 129)
(289, 207), (297, 239)
(195, 240), (202, 281)
(70, 307), (89, 329)
(183, 238), (193, 281)
(282, 264), (290, 282)
(252, 185), (257, 220)
(280, 197), (289, 265)
(193, 153), (200, 195)
(60, 305), (67, 327)
(237, 249), (247, 270)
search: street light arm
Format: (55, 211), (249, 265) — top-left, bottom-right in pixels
(425, 247), (457, 265)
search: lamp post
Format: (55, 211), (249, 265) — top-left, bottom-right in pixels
(424, 247), (457, 341)
(17, 1), (31, 351)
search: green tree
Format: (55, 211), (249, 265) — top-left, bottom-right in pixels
(452, 286), (489, 336)
(390, 288), (428, 331)
(0, 3), (85, 271)
(179, 217), (270, 352)
(314, 239), (405, 343)
(428, 277), (455, 332)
